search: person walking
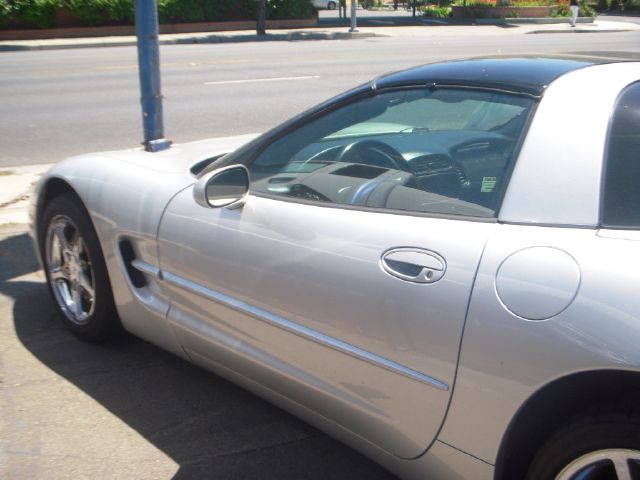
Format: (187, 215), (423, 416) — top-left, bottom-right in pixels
(570, 0), (579, 27)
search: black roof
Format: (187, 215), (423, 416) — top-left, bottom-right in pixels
(214, 56), (618, 171)
(373, 57), (609, 96)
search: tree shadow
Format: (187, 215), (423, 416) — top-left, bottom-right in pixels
(0, 230), (396, 479)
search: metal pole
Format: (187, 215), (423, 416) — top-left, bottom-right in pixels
(349, 0), (358, 32)
(135, 0), (170, 152)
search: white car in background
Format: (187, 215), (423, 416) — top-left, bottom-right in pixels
(312, 0), (338, 10)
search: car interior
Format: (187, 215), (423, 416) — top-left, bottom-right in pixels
(250, 87), (535, 218)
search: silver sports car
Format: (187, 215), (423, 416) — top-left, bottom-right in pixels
(30, 57), (640, 480)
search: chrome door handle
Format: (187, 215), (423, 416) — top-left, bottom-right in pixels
(381, 248), (446, 284)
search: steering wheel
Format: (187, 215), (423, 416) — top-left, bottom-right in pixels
(337, 139), (409, 171)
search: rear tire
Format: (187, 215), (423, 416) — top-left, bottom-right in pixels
(40, 193), (121, 342)
(526, 409), (640, 480)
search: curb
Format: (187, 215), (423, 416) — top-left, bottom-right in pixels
(0, 30), (380, 52)
(473, 17), (594, 25)
(528, 27), (634, 33)
(0, 164), (53, 226)
(172, 30), (381, 43)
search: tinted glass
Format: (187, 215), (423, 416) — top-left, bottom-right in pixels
(250, 88), (533, 218)
(602, 82), (640, 229)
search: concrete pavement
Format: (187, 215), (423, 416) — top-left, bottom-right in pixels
(0, 164), (52, 227)
(1, 18), (638, 51)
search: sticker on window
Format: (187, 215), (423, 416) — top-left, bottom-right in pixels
(481, 177), (497, 193)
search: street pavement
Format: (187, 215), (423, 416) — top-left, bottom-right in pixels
(3, 17), (640, 168)
(0, 164), (52, 226)
(0, 10), (640, 52)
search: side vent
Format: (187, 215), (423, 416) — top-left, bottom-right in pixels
(119, 239), (147, 288)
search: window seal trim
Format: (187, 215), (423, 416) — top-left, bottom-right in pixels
(599, 80), (640, 230)
(243, 84), (540, 168)
(246, 84), (538, 221)
(425, 82), (542, 100)
(248, 191), (499, 224)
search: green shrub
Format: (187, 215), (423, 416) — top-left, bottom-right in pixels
(1, 0), (60, 28)
(462, 0), (495, 6)
(360, 0), (385, 7)
(551, 1), (596, 16)
(512, 0), (555, 5)
(422, 5), (452, 16)
(156, 0), (234, 23)
(66, 0), (240, 25)
(460, 0), (556, 5)
(65, 0), (135, 25)
(158, 0), (313, 23)
(0, 0), (314, 29)
(551, 3), (570, 14)
(0, 0), (10, 19)
(579, 1), (596, 14)
(267, 0), (316, 19)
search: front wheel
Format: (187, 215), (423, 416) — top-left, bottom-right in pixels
(40, 193), (121, 342)
(527, 410), (640, 480)
(328, 1), (337, 9)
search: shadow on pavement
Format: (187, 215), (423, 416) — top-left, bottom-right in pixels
(0, 230), (396, 480)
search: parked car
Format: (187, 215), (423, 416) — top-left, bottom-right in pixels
(312, 0), (338, 10)
(31, 57), (640, 480)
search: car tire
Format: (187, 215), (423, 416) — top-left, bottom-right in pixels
(526, 408), (640, 480)
(40, 192), (121, 342)
(328, 1), (337, 9)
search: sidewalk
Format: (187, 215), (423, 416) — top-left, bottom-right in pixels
(1, 18), (638, 51)
(0, 164), (52, 226)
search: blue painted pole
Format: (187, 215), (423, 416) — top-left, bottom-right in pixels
(349, 0), (358, 32)
(135, 0), (170, 152)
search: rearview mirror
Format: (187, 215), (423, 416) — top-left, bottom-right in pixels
(194, 165), (249, 209)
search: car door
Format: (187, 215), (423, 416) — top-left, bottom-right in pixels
(156, 87), (534, 459)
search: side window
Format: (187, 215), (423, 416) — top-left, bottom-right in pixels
(249, 88), (534, 218)
(602, 82), (640, 229)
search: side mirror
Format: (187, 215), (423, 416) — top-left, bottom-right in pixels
(194, 165), (249, 209)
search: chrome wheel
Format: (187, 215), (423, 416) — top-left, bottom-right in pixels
(45, 215), (96, 324)
(557, 449), (640, 480)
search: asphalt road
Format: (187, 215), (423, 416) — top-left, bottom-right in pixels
(1, 27), (640, 166)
